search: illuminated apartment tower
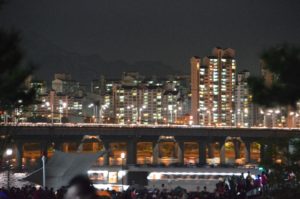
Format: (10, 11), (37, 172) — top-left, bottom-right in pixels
(235, 70), (251, 127)
(194, 47), (236, 126)
(190, 56), (200, 125)
(113, 84), (175, 124)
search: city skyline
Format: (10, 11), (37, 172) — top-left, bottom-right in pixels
(1, 1), (300, 196)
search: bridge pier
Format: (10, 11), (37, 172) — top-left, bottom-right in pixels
(198, 140), (207, 165)
(260, 143), (266, 163)
(127, 138), (137, 165)
(16, 142), (23, 171)
(244, 140), (251, 163)
(152, 141), (158, 165)
(54, 141), (63, 151)
(219, 139), (226, 165)
(178, 141), (184, 165)
(102, 141), (110, 166)
(234, 140), (241, 160)
(207, 143), (214, 159)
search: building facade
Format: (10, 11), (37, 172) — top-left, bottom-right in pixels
(191, 47), (236, 126)
(190, 57), (200, 125)
(98, 73), (187, 124)
(235, 70), (252, 127)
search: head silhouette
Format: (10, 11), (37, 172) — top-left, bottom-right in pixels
(64, 175), (96, 199)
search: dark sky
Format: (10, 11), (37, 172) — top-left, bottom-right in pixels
(0, 0), (300, 81)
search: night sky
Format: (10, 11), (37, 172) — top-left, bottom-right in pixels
(0, 0), (300, 82)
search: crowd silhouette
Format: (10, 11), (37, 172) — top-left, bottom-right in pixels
(0, 171), (270, 199)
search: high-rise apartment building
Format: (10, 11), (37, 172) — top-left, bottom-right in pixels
(27, 90), (83, 123)
(112, 84), (165, 124)
(235, 70), (252, 127)
(162, 90), (180, 124)
(190, 56), (200, 125)
(52, 73), (80, 95)
(191, 47), (236, 126)
(98, 73), (186, 124)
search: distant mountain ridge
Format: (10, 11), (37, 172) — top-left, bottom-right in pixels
(21, 32), (183, 83)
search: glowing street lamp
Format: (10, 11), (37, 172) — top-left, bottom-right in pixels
(62, 102), (67, 109)
(289, 111), (298, 128)
(207, 110), (212, 126)
(45, 101), (50, 107)
(88, 103), (97, 123)
(59, 102), (67, 123)
(174, 110), (177, 124)
(45, 101), (54, 124)
(5, 148), (13, 189)
(126, 105), (135, 124)
(6, 148), (13, 156)
(267, 109), (281, 127)
(99, 104), (108, 124)
(178, 106), (182, 113)
(260, 109), (266, 127)
(138, 105), (147, 124)
(296, 113), (300, 128)
(121, 152), (126, 159)
(168, 105), (173, 124)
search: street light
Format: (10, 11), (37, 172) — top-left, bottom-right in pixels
(138, 105), (147, 124)
(290, 112), (296, 128)
(5, 148), (13, 189)
(6, 148), (13, 156)
(238, 108), (249, 127)
(260, 109), (266, 127)
(178, 106), (182, 112)
(45, 101), (54, 124)
(120, 152), (126, 192)
(59, 102), (67, 123)
(121, 152), (126, 160)
(88, 103), (96, 123)
(274, 109), (281, 127)
(168, 105), (173, 124)
(267, 109), (280, 127)
(198, 108), (204, 126)
(126, 105), (132, 124)
(99, 104), (108, 124)
(296, 113), (300, 128)
(3, 111), (8, 123)
(189, 115), (193, 125)
(42, 155), (46, 188)
(126, 105), (135, 124)
(207, 110), (211, 126)
(174, 109), (177, 124)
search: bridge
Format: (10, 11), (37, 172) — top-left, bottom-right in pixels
(2, 123), (300, 138)
(1, 123), (300, 171)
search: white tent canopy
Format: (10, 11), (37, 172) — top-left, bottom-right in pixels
(24, 150), (106, 190)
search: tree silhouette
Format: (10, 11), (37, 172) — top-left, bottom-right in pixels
(248, 44), (300, 198)
(0, 30), (36, 113)
(248, 44), (300, 108)
(0, 1), (37, 168)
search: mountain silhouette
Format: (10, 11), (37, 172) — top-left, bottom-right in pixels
(21, 32), (182, 83)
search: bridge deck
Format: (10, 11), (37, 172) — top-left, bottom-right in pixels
(1, 123), (300, 139)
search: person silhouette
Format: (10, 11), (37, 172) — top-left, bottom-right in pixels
(64, 175), (99, 199)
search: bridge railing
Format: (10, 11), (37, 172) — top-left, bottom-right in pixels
(1, 122), (299, 130)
